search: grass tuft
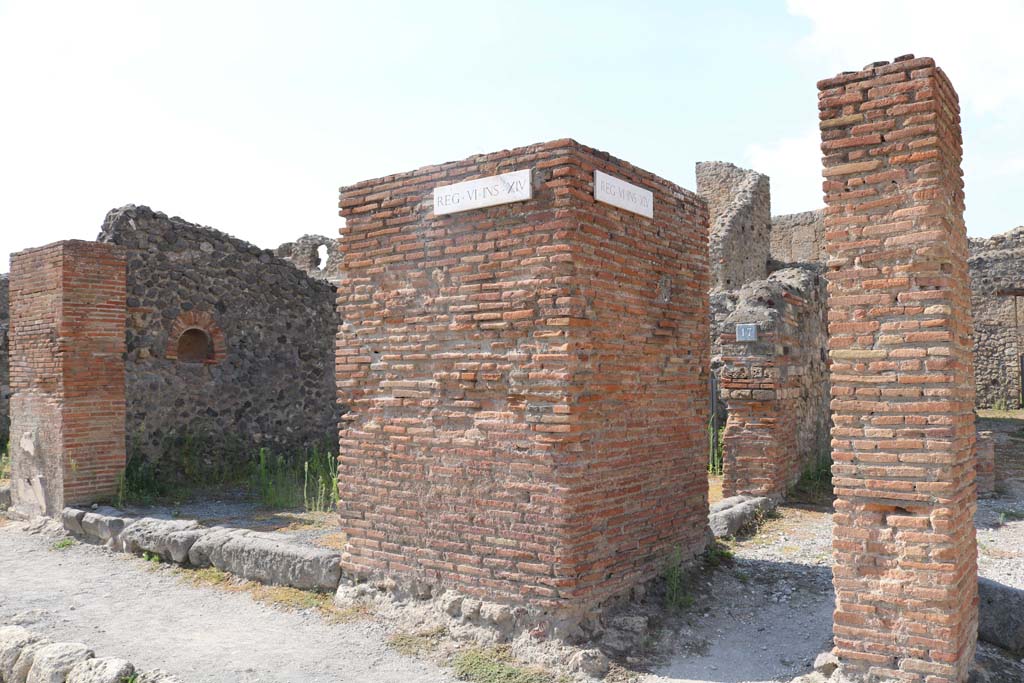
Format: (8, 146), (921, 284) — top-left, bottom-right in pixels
(388, 626), (447, 657)
(51, 538), (74, 551)
(450, 647), (555, 683)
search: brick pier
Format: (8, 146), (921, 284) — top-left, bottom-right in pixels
(336, 139), (710, 615)
(819, 56), (977, 682)
(8, 241), (127, 517)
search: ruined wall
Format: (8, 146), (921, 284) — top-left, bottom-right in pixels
(695, 162), (771, 291)
(8, 241), (126, 516)
(337, 139), (709, 614)
(276, 234), (344, 285)
(0, 274), (9, 450)
(717, 268), (830, 498)
(97, 205), (339, 477)
(969, 227), (1024, 409)
(820, 55), (977, 683)
(770, 209), (826, 268)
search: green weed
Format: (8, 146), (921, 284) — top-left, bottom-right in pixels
(704, 541), (734, 568)
(0, 441), (10, 481)
(707, 421), (725, 476)
(51, 538), (74, 551)
(663, 546), (693, 611)
(450, 647), (555, 683)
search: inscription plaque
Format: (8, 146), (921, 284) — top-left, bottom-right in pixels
(433, 169), (532, 215)
(594, 170), (654, 218)
(736, 323), (758, 342)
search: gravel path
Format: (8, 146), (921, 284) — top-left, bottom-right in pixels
(643, 507), (835, 683)
(645, 413), (1024, 683)
(0, 521), (451, 683)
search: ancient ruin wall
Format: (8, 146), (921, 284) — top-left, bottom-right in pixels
(97, 206), (339, 476)
(695, 162), (771, 291)
(770, 209), (826, 268)
(717, 268), (830, 498)
(275, 234), (344, 285)
(8, 241), (126, 516)
(0, 274), (9, 450)
(337, 139), (709, 613)
(969, 227), (1024, 410)
(820, 55), (977, 682)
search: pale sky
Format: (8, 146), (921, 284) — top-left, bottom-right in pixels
(1, 1), (1022, 272)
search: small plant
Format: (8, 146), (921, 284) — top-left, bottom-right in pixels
(789, 456), (834, 506)
(450, 647), (554, 683)
(120, 675), (138, 683)
(0, 442), (11, 481)
(142, 551), (162, 565)
(704, 541), (734, 568)
(707, 421), (725, 476)
(663, 546), (693, 611)
(51, 538), (74, 551)
(388, 626), (447, 657)
(999, 509), (1024, 525)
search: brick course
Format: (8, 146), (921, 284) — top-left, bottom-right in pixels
(336, 139), (709, 613)
(819, 56), (977, 682)
(8, 241), (127, 516)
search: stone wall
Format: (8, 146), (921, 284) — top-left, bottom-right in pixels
(770, 209), (826, 268)
(717, 268), (830, 498)
(969, 227), (1024, 410)
(695, 162), (771, 291)
(275, 234), (344, 285)
(337, 139), (710, 615)
(8, 241), (126, 516)
(820, 54), (978, 683)
(0, 274), (9, 450)
(97, 205), (340, 477)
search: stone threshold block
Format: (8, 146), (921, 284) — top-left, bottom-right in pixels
(336, 139), (710, 623)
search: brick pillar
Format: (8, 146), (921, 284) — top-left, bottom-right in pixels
(819, 56), (977, 682)
(337, 139), (709, 616)
(9, 241), (127, 517)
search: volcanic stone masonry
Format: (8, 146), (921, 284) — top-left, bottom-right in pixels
(336, 139), (710, 617)
(697, 162), (830, 499)
(969, 227), (1024, 410)
(820, 55), (978, 682)
(0, 274), (9, 449)
(96, 206), (341, 479)
(8, 241), (127, 517)
(717, 268), (829, 499)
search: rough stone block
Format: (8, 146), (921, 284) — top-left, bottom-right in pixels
(978, 577), (1024, 655)
(25, 643), (94, 683)
(65, 657), (134, 683)
(120, 518), (206, 563)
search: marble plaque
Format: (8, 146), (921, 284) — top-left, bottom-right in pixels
(594, 170), (654, 218)
(736, 323), (758, 342)
(433, 169), (532, 215)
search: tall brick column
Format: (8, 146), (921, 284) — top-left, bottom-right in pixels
(819, 56), (977, 682)
(8, 241), (127, 517)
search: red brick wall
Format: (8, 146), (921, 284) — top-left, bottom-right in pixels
(9, 241), (126, 515)
(819, 56), (977, 683)
(337, 139), (709, 611)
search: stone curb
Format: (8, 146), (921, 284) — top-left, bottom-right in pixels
(62, 507), (342, 592)
(0, 624), (184, 683)
(708, 495), (775, 538)
(978, 577), (1024, 655)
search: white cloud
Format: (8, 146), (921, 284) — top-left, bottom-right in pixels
(745, 128), (823, 215)
(787, 0), (1024, 114)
